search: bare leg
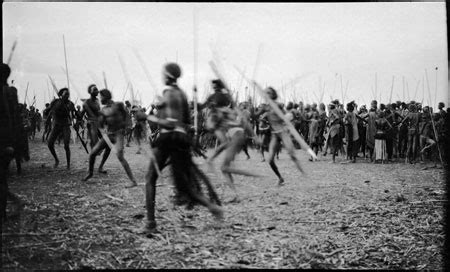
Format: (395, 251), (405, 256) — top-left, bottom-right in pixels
(98, 147), (111, 174)
(114, 133), (137, 187)
(63, 126), (71, 169)
(47, 125), (61, 168)
(82, 138), (108, 181)
(267, 134), (283, 185)
(144, 147), (168, 233)
(281, 132), (304, 175)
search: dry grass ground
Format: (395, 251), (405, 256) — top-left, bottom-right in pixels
(1, 135), (445, 270)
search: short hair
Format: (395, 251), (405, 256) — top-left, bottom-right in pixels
(211, 79), (225, 89)
(0, 63), (11, 82)
(99, 89), (112, 100)
(58, 88), (69, 97)
(88, 84), (97, 94)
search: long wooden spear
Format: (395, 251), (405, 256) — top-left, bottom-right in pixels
(388, 76), (395, 103)
(63, 35), (70, 92)
(24, 82), (29, 105)
(118, 54), (136, 105)
(103, 71), (108, 89)
(193, 5), (199, 137)
(6, 40), (18, 65)
(413, 79), (420, 102)
(425, 69), (443, 164)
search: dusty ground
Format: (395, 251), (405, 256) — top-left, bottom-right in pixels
(1, 134), (445, 270)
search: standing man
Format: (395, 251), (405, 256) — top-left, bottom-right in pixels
(42, 103), (52, 142)
(82, 89), (137, 187)
(82, 84), (101, 149)
(140, 63), (224, 233)
(47, 88), (76, 169)
(1, 63), (24, 221)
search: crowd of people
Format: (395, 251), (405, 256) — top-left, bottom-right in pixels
(1, 60), (449, 234)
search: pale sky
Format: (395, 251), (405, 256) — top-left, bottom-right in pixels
(3, 2), (448, 110)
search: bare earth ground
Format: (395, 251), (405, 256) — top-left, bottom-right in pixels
(1, 135), (445, 270)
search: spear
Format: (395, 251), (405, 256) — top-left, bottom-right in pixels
(413, 79), (420, 102)
(23, 82), (29, 105)
(61, 66), (82, 101)
(118, 54), (136, 105)
(402, 76), (405, 101)
(434, 67), (438, 107)
(63, 35), (70, 94)
(193, 5), (199, 137)
(122, 83), (130, 102)
(374, 72), (378, 101)
(425, 69), (443, 164)
(6, 40), (17, 65)
(406, 80), (410, 101)
(388, 76), (395, 103)
(103, 71), (108, 89)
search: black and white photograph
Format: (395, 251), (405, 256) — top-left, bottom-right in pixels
(1, 1), (448, 270)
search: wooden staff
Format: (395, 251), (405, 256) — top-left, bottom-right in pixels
(434, 67), (438, 107)
(6, 40), (17, 65)
(413, 79), (420, 102)
(235, 66), (317, 161)
(103, 71), (108, 89)
(61, 66), (82, 101)
(402, 76), (405, 101)
(23, 82), (29, 105)
(118, 54), (136, 105)
(388, 76), (395, 103)
(374, 72), (378, 101)
(193, 5), (199, 137)
(62, 35), (70, 93)
(122, 83), (130, 102)
(406, 80), (410, 102)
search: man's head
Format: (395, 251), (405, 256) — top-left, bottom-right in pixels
(162, 62), (181, 85)
(346, 102), (354, 112)
(311, 103), (317, 111)
(286, 102), (293, 111)
(438, 102), (445, 110)
(76, 105), (81, 111)
(371, 100), (377, 109)
(45, 103), (50, 108)
(58, 88), (70, 101)
(265, 87), (278, 100)
(125, 100), (131, 107)
(319, 102), (326, 111)
(99, 89), (112, 105)
(0, 63), (11, 84)
(88, 84), (99, 97)
(211, 79), (225, 92)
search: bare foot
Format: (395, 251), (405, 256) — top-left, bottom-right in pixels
(209, 204), (224, 221)
(278, 178), (285, 186)
(125, 181), (138, 188)
(54, 160), (59, 168)
(82, 173), (93, 181)
(229, 196), (240, 203)
(98, 169), (107, 174)
(66, 165), (70, 170)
